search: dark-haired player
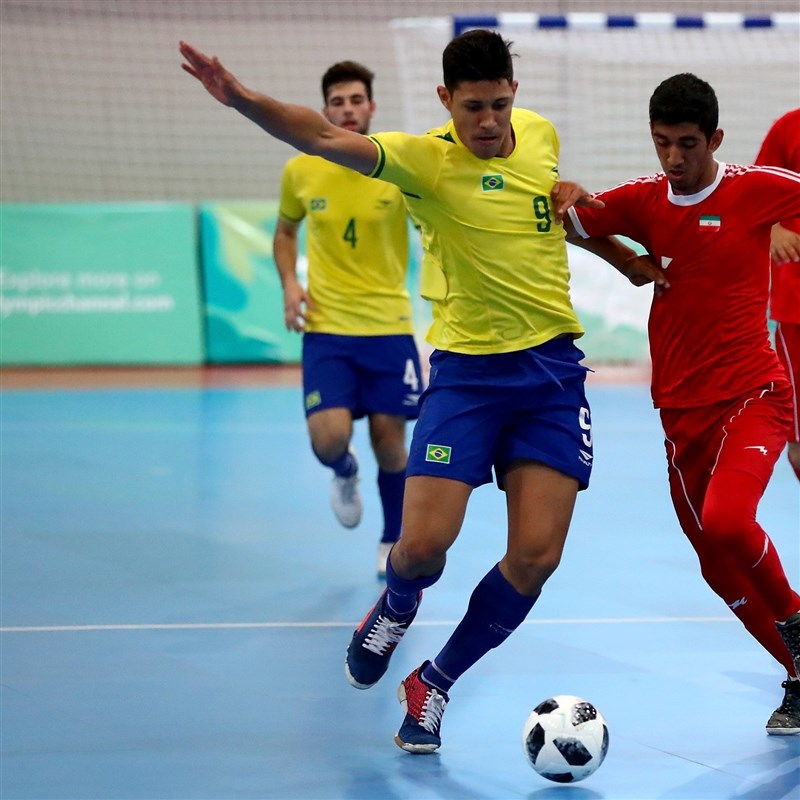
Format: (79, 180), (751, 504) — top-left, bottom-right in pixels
(180, 30), (666, 753)
(273, 60), (421, 578)
(563, 73), (800, 735)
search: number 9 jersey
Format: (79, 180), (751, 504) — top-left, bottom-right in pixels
(369, 108), (583, 356)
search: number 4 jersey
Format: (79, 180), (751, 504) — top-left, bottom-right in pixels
(569, 163), (800, 409)
(278, 155), (413, 336)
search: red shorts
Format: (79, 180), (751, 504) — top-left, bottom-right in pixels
(659, 381), (792, 534)
(775, 321), (799, 442)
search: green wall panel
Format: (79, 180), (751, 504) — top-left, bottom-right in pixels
(0, 204), (204, 365)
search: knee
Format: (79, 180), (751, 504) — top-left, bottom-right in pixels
(701, 501), (752, 545)
(502, 547), (562, 596)
(372, 441), (407, 472)
(701, 470), (763, 547)
(369, 429), (407, 472)
(310, 430), (350, 463)
(392, 537), (447, 576)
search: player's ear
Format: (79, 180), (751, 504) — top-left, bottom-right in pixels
(436, 85), (452, 111)
(709, 128), (724, 153)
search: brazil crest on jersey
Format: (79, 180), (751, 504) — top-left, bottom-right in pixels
(369, 108), (583, 355)
(278, 155), (413, 336)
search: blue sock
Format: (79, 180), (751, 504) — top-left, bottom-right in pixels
(421, 563), (539, 694)
(317, 448), (357, 478)
(378, 468), (405, 543)
(384, 556), (442, 620)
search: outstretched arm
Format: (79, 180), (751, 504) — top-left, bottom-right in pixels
(179, 41), (379, 175)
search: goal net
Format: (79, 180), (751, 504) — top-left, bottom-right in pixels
(391, 13), (800, 189)
(390, 13), (799, 364)
(2, 4), (797, 365)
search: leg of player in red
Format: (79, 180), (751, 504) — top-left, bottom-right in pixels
(775, 320), (800, 481)
(662, 381), (800, 734)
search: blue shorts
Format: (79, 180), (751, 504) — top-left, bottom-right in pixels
(407, 337), (593, 490)
(302, 333), (422, 420)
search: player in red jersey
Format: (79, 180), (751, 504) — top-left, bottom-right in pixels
(755, 108), (800, 482)
(556, 74), (800, 734)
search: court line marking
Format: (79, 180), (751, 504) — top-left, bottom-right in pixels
(0, 616), (733, 633)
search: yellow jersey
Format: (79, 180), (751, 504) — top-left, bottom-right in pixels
(278, 155), (413, 335)
(369, 108), (583, 354)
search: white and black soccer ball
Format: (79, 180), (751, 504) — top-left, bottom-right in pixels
(522, 695), (609, 783)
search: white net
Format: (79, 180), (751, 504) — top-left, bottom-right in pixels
(2, 1), (798, 202)
(390, 16), (800, 191)
(390, 14), (799, 363)
(2, 2), (798, 364)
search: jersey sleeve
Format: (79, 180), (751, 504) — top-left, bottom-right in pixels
(568, 179), (650, 243)
(368, 132), (435, 198)
(747, 167), (800, 227)
(277, 159), (305, 223)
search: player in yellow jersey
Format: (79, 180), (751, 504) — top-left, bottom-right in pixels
(180, 30), (666, 754)
(273, 61), (421, 578)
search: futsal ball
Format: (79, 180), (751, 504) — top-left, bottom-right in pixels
(522, 695), (609, 783)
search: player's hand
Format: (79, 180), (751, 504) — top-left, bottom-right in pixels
(770, 223), (800, 264)
(618, 255), (670, 296)
(283, 281), (314, 332)
(551, 181), (605, 225)
(179, 40), (244, 107)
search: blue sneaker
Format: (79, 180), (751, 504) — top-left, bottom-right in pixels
(344, 590), (420, 689)
(394, 661), (449, 754)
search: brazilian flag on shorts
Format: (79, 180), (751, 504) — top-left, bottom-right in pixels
(426, 444), (452, 464)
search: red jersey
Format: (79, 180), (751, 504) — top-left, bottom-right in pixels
(570, 162), (800, 409)
(754, 108), (800, 324)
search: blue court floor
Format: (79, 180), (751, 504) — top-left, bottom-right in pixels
(1, 374), (798, 800)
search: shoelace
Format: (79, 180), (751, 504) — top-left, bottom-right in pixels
(363, 615), (406, 655)
(417, 688), (446, 733)
(780, 625), (800, 650)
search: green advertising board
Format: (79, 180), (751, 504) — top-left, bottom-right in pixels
(199, 202), (430, 364)
(199, 202), (302, 363)
(196, 202), (652, 365)
(0, 204), (204, 365)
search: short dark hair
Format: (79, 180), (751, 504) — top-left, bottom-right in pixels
(649, 73), (719, 139)
(321, 61), (375, 103)
(442, 29), (515, 92)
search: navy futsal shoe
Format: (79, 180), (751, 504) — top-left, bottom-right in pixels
(344, 589), (420, 689)
(395, 661), (449, 754)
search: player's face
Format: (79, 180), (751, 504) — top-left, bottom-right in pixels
(650, 121), (724, 195)
(437, 79), (518, 159)
(323, 81), (375, 135)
